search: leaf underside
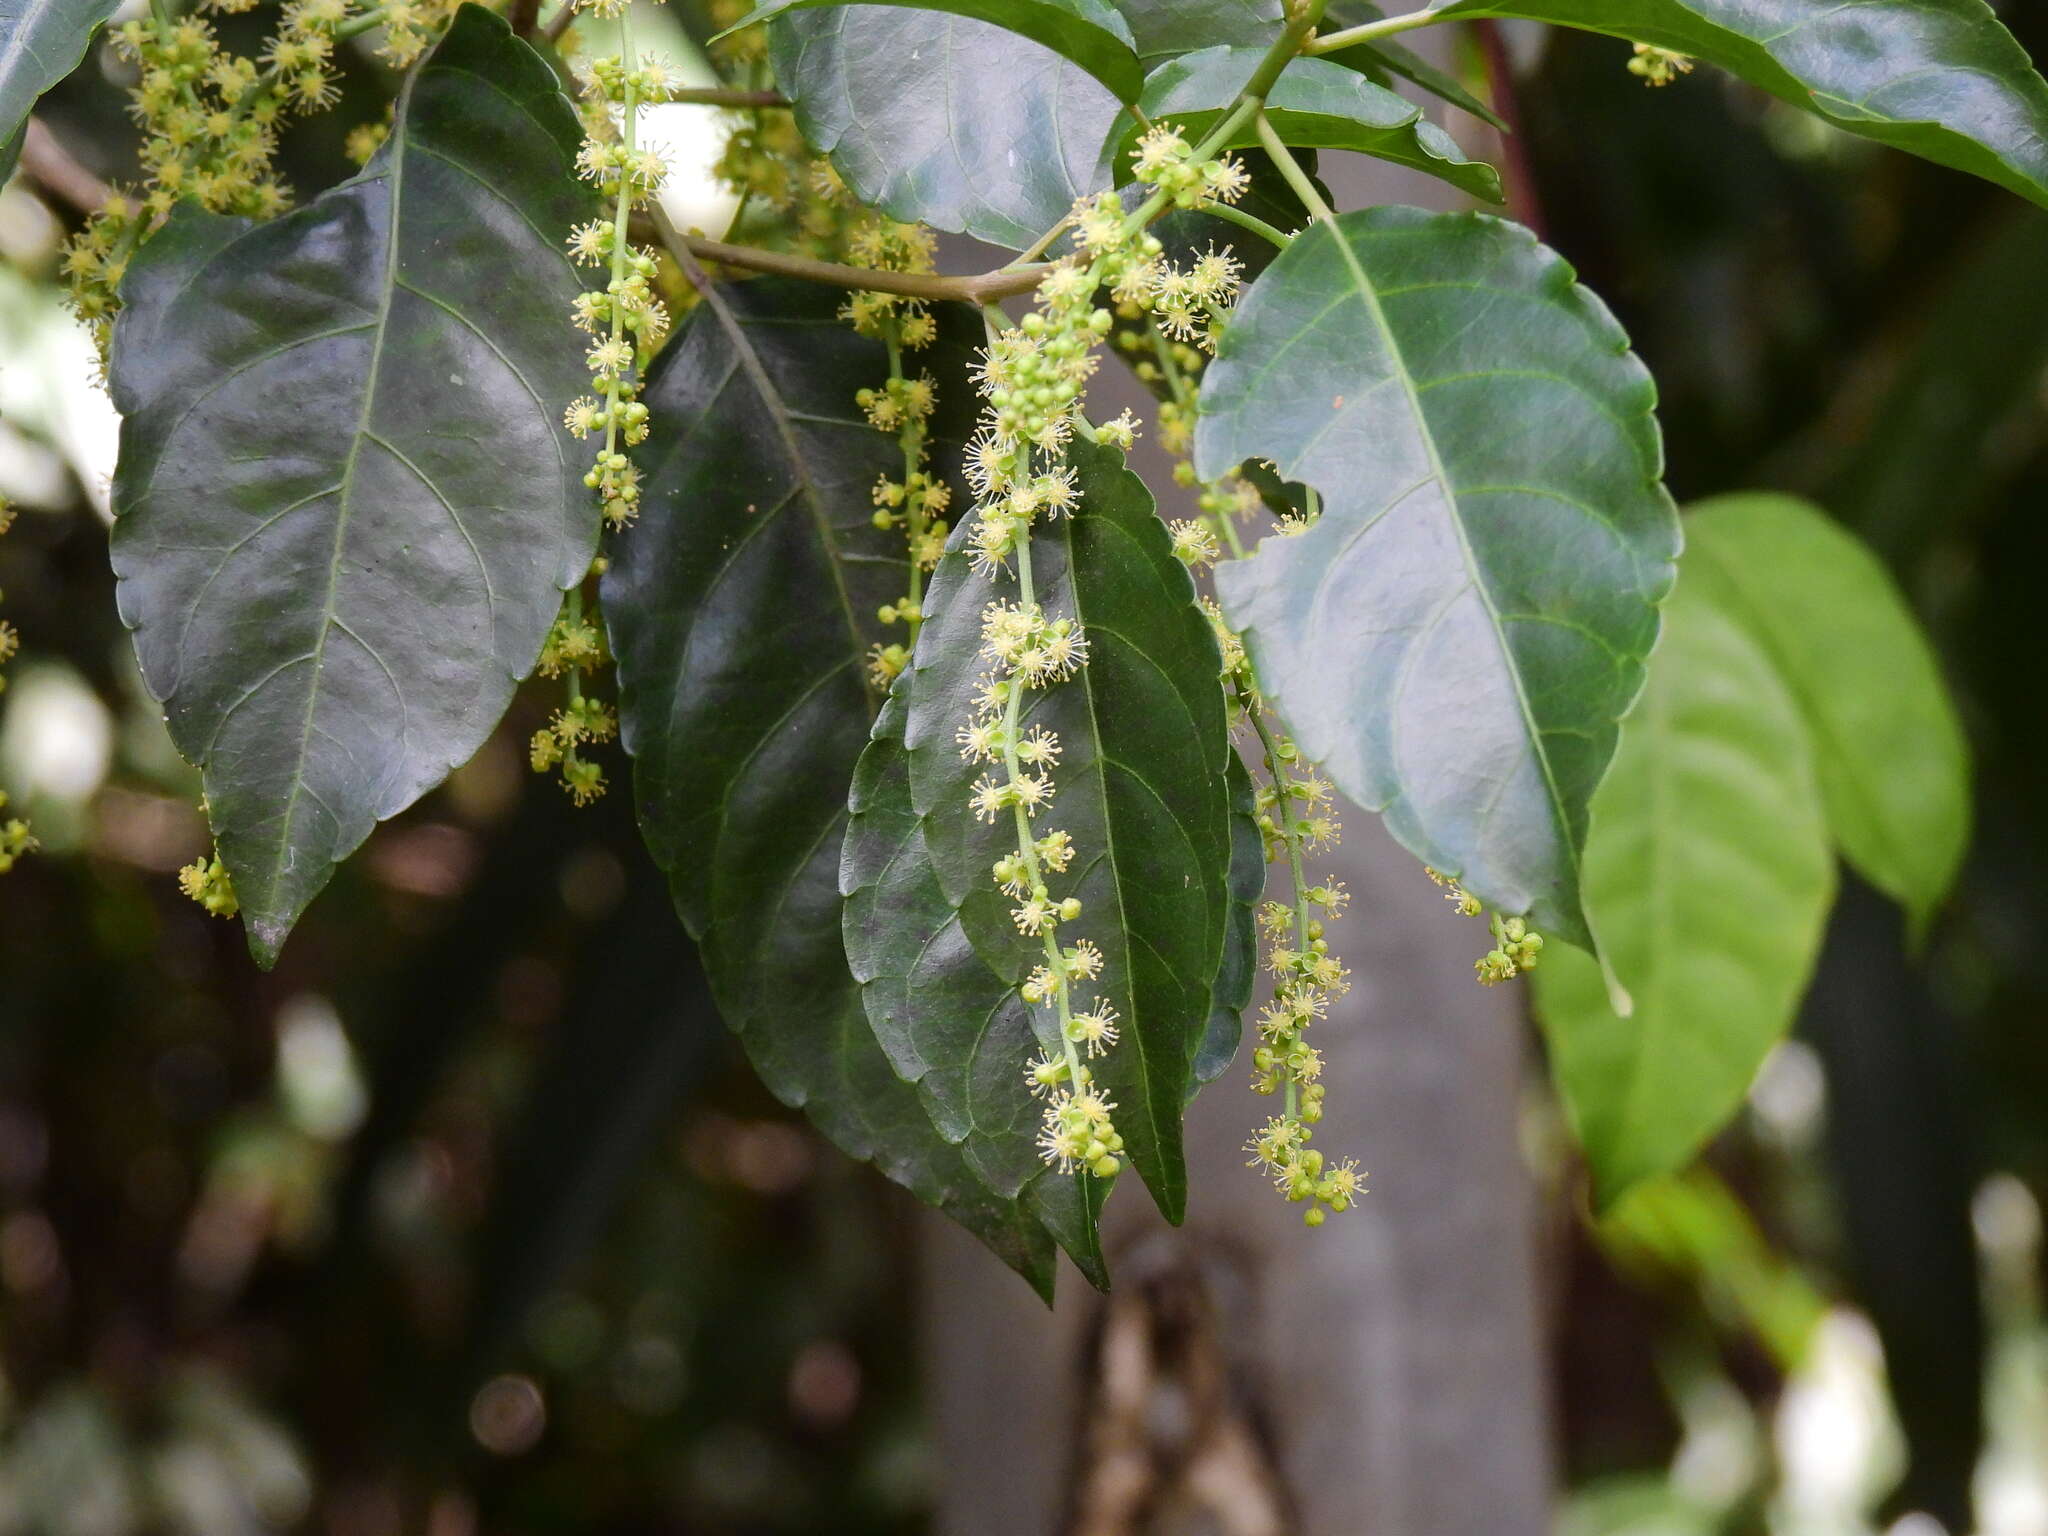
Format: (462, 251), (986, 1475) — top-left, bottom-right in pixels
(0, 0), (122, 179)
(769, 6), (1121, 250)
(1533, 576), (1835, 1205)
(1435, 0), (2048, 209)
(108, 5), (599, 966)
(1197, 207), (1680, 950)
(901, 437), (1239, 1225)
(603, 276), (1056, 1296)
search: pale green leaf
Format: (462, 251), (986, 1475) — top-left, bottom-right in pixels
(1533, 578), (1836, 1205)
(1682, 493), (1970, 931)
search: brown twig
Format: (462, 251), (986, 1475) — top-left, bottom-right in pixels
(19, 118), (111, 216)
(506, 0), (541, 38)
(652, 213), (1048, 306)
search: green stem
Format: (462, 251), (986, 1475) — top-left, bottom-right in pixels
(1238, 0), (1331, 101)
(1202, 200), (1292, 250)
(1304, 5), (1442, 54)
(1255, 111), (1339, 223)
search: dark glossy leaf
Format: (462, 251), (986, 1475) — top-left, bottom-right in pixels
(842, 690), (1106, 1288)
(738, 0), (1143, 101)
(1683, 494), (1970, 933)
(1533, 576), (1834, 1205)
(1196, 208), (1679, 951)
(603, 277), (1054, 1294)
(1429, 0), (2048, 208)
(1195, 748), (1263, 1089)
(902, 437), (1238, 1223)
(1117, 45), (1502, 202)
(108, 6), (599, 966)
(769, 8), (1121, 250)
(0, 0), (121, 179)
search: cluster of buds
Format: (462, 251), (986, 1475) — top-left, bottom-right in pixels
(950, 119), (1253, 1181)
(1184, 461), (1362, 1224)
(1424, 868), (1545, 983)
(840, 219), (953, 690)
(0, 796), (32, 875)
(176, 850), (240, 917)
(64, 0), (442, 354)
(1628, 42), (1695, 86)
(528, 694), (618, 806)
(528, 595), (617, 804)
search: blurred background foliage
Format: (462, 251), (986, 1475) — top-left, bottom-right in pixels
(1, 2), (2047, 1531)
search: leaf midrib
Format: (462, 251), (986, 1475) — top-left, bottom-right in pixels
(1322, 216), (1585, 907)
(263, 125), (413, 911)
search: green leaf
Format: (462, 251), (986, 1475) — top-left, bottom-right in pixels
(1112, 0), (1508, 127)
(1111, 0), (1279, 58)
(1428, 0), (2048, 209)
(1533, 577), (1835, 1204)
(1317, 0), (1508, 130)
(735, 0), (1143, 102)
(603, 277), (1053, 1295)
(0, 0), (121, 180)
(1196, 208), (1679, 950)
(902, 437), (1239, 1224)
(842, 689), (1107, 1289)
(1682, 494), (1970, 932)
(768, 8), (1121, 250)
(1117, 45), (1502, 202)
(108, 6), (599, 967)
(1196, 749), (1264, 1089)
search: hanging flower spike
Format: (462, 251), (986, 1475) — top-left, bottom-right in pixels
(64, 0), (450, 357)
(1424, 867), (1546, 982)
(947, 128), (1256, 1187)
(547, 8), (685, 805)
